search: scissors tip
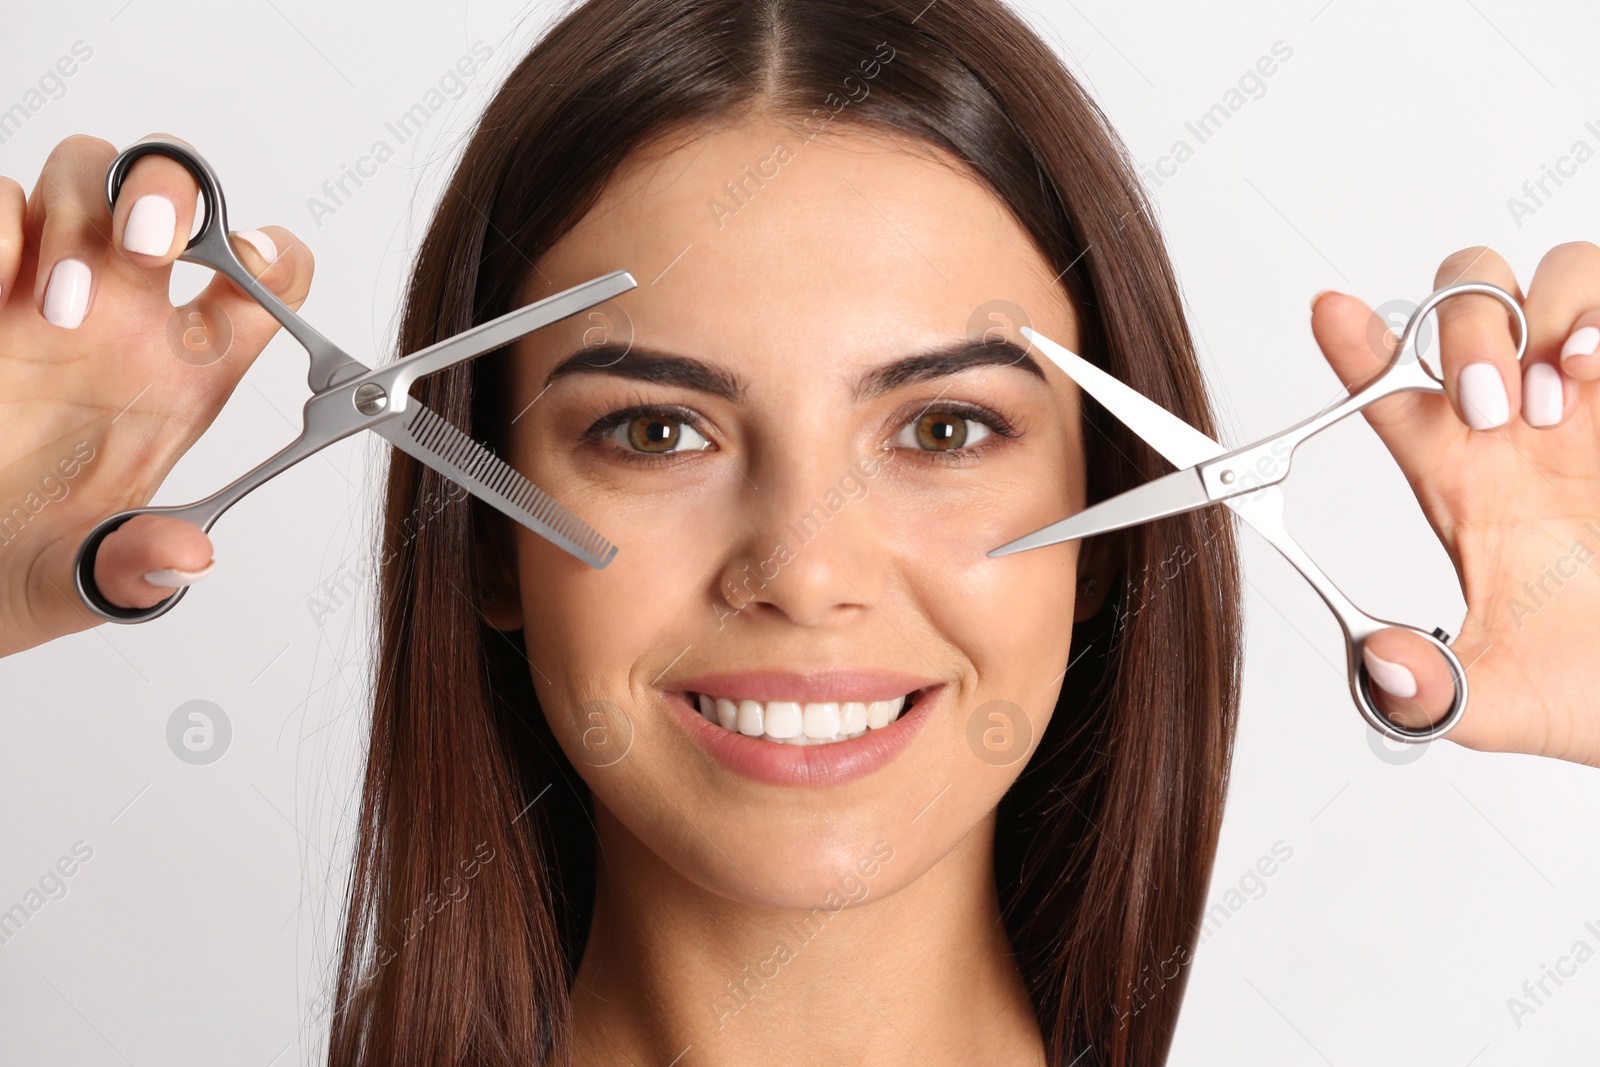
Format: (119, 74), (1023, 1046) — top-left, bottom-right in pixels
(987, 538), (1042, 558)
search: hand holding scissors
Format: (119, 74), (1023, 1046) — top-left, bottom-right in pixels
(992, 283), (1528, 743)
(69, 137), (634, 624)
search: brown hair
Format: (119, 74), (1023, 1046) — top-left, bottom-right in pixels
(328, 1), (1243, 1063)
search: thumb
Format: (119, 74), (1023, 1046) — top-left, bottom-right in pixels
(91, 513), (215, 611)
(1360, 626), (1459, 733)
(1308, 289), (1454, 476)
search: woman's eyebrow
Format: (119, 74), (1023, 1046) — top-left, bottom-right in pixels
(541, 338), (1047, 400)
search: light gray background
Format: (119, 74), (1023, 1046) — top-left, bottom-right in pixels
(1, 0), (1597, 1063)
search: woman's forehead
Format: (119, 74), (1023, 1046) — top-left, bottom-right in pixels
(522, 118), (1077, 368)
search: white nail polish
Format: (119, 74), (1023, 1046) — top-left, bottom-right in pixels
(42, 258), (91, 329)
(1362, 646), (1418, 699)
(235, 229), (278, 264)
(1457, 362), (1509, 430)
(123, 194), (177, 256)
(143, 561), (215, 588)
(1560, 325), (1599, 361)
(1522, 362), (1564, 428)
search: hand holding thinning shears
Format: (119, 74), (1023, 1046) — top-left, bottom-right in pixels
(68, 138), (632, 625)
(995, 247), (1600, 763)
(0, 135), (630, 653)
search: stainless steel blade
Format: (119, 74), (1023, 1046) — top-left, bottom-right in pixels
(378, 403), (617, 569)
(988, 465), (1212, 556)
(363, 270), (637, 401)
(1021, 326), (1228, 468)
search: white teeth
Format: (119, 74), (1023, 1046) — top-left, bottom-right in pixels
(737, 699), (764, 736)
(765, 701), (803, 739)
(691, 691), (912, 745)
(803, 702), (841, 738)
(842, 701), (868, 733)
(866, 694), (904, 728)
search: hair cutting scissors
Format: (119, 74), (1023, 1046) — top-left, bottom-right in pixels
(991, 282), (1528, 743)
(74, 137), (634, 624)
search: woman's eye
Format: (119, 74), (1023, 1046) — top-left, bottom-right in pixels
(607, 413), (711, 454)
(894, 410), (993, 452)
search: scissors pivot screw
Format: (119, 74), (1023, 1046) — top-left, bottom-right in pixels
(1219, 468), (1236, 484)
(353, 382), (388, 416)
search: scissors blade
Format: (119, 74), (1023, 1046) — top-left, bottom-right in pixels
(352, 270), (636, 570)
(989, 326), (1224, 558)
(360, 270), (638, 399)
(375, 405), (617, 569)
(989, 465), (1212, 555)
(1021, 326), (1227, 468)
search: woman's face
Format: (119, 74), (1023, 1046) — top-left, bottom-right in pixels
(493, 116), (1106, 908)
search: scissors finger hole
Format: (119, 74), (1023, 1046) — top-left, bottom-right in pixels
(106, 139), (226, 255)
(1356, 630), (1464, 740)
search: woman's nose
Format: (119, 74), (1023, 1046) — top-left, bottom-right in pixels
(711, 450), (890, 628)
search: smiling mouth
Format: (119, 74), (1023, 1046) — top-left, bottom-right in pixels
(683, 690), (924, 745)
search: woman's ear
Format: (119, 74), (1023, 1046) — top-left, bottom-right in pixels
(477, 511), (525, 631)
(1073, 534), (1121, 623)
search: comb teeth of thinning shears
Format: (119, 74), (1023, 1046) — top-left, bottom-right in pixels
(399, 405), (618, 568)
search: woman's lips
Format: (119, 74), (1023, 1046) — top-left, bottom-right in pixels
(660, 672), (944, 788)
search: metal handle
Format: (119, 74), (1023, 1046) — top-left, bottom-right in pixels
(105, 136), (359, 392)
(74, 507), (211, 624)
(1226, 485), (1466, 743)
(1198, 281), (1529, 502)
(1349, 621), (1468, 743)
(72, 388), (361, 623)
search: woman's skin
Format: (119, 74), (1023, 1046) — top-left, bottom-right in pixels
(0, 121), (1597, 1062)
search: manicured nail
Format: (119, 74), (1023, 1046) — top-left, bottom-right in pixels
(235, 229), (278, 264)
(1458, 361), (1509, 429)
(42, 258), (91, 329)
(143, 560), (215, 588)
(1560, 324), (1599, 362)
(1310, 288), (1346, 312)
(1362, 646), (1418, 699)
(1522, 362), (1564, 428)
(123, 194), (177, 256)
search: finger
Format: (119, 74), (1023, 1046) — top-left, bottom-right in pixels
(1361, 628), (1457, 731)
(28, 134), (124, 331)
(0, 175), (23, 311)
(108, 133), (199, 272)
(166, 224), (312, 376)
(1432, 246), (1526, 433)
(1310, 289), (1455, 474)
(1558, 309), (1600, 382)
(91, 513), (214, 610)
(1512, 241), (1600, 425)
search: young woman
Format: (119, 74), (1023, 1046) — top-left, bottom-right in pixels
(2, 1), (1596, 1063)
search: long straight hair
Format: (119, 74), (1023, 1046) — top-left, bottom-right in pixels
(328, 1), (1243, 1063)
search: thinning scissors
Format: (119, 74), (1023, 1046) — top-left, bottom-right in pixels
(74, 137), (635, 624)
(991, 283), (1528, 743)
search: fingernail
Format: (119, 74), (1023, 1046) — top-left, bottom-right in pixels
(42, 258), (91, 329)
(235, 229), (278, 265)
(1310, 288), (1346, 312)
(142, 560), (215, 588)
(1560, 324), (1599, 362)
(1458, 361), (1509, 429)
(1362, 646), (1418, 699)
(1522, 361), (1564, 428)
(123, 194), (177, 256)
